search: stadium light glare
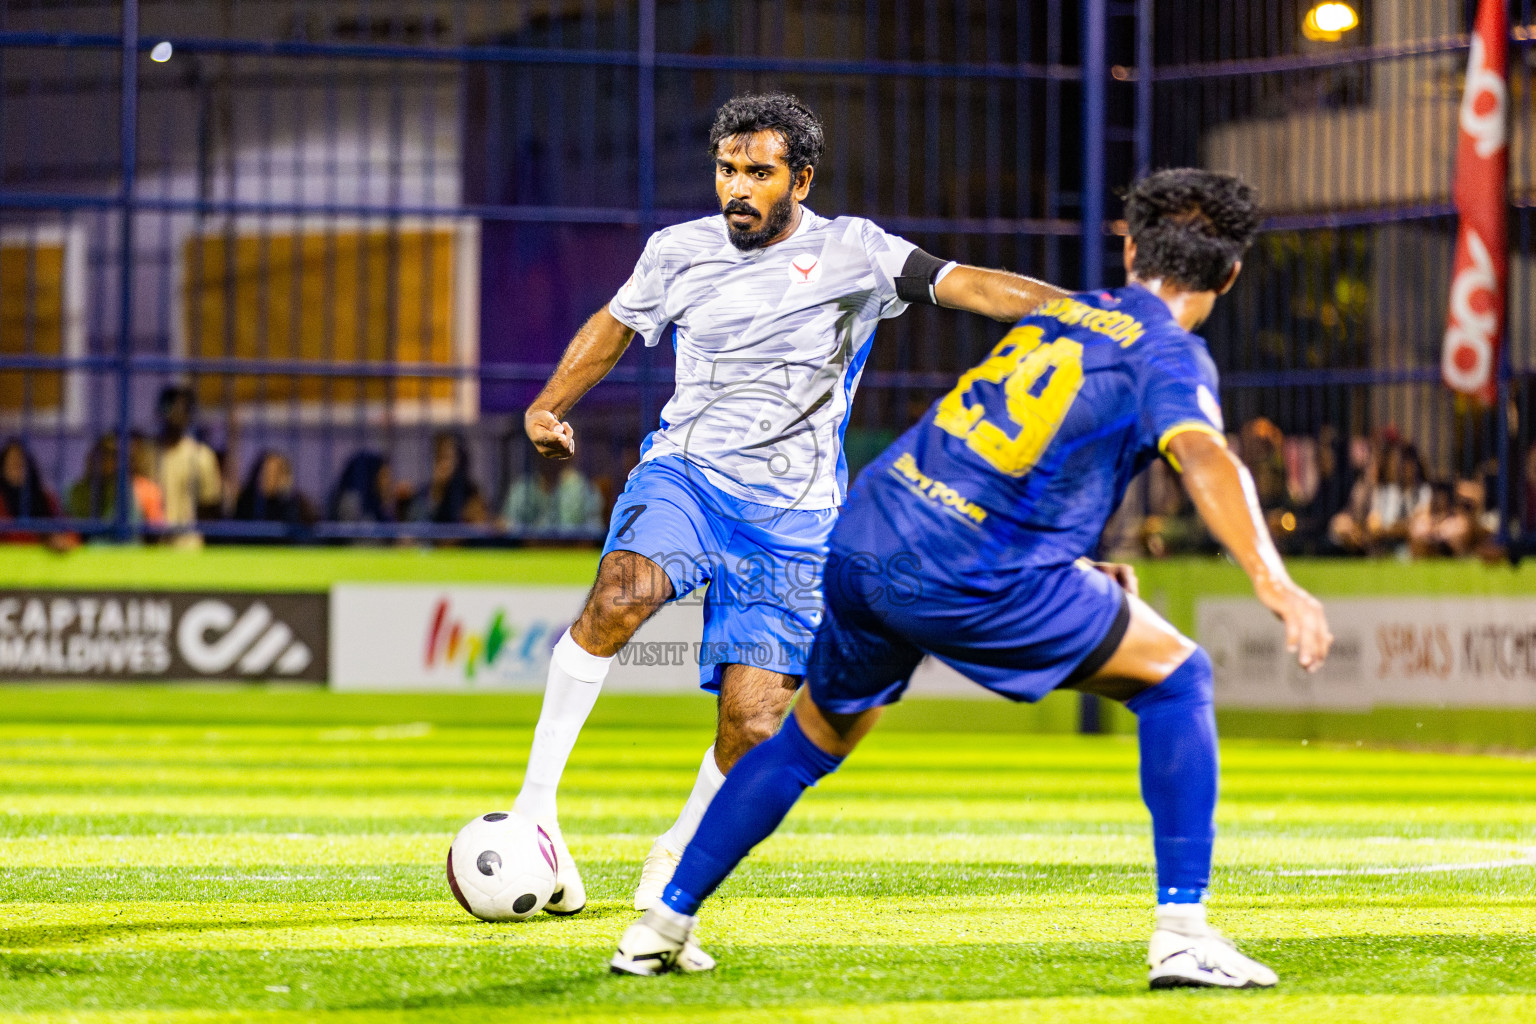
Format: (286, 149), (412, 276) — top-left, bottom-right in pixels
(1303, 3), (1360, 42)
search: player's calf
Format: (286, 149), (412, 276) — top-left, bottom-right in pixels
(714, 664), (800, 771)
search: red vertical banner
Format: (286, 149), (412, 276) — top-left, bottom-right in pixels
(1442, 0), (1508, 406)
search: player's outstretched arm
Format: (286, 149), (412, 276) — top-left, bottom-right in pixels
(525, 308), (637, 459)
(1168, 430), (1333, 672)
(932, 265), (1069, 322)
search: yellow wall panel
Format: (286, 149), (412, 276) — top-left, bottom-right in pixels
(183, 227), (459, 409)
(0, 243), (65, 414)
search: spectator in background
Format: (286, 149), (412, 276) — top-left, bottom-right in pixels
(502, 462), (555, 531)
(1367, 443), (1430, 550)
(1239, 417), (1287, 509)
(67, 433), (157, 527)
(234, 451), (316, 540)
(502, 461), (606, 535)
(1274, 429), (1356, 555)
(154, 385), (222, 545)
(1408, 482), (1457, 558)
(0, 438), (72, 550)
(329, 451), (395, 526)
(1328, 434), (1377, 553)
(411, 432), (478, 524)
(1524, 446), (1536, 536)
(1409, 479), (1488, 558)
(129, 432), (165, 526)
(553, 465), (606, 534)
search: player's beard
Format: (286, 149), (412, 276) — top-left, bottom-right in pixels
(722, 193), (795, 251)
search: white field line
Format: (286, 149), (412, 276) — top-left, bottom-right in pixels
(185, 874), (384, 881)
(1275, 848), (1536, 877)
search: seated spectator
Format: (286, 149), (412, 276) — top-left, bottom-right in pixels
(503, 462), (605, 535)
(234, 451), (316, 540)
(67, 434), (125, 521)
(1524, 446), (1536, 537)
(1239, 417), (1287, 509)
(1408, 482), (1456, 558)
(129, 432), (166, 526)
(553, 465), (606, 533)
(502, 466), (555, 531)
(66, 433), (165, 528)
(1278, 427), (1357, 555)
(1099, 459), (1208, 559)
(461, 483), (492, 527)
(411, 432), (478, 524)
(1410, 479), (1489, 558)
(329, 451), (395, 525)
(1327, 434), (1377, 553)
(0, 438), (72, 549)
(1366, 443), (1430, 550)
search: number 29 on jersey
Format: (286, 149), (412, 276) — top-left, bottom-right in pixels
(932, 325), (1085, 477)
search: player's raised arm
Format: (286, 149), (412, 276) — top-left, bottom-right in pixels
(525, 308), (636, 459)
(931, 264), (1069, 322)
(1167, 429), (1332, 672)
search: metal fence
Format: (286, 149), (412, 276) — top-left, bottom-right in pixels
(1145, 0), (1536, 556)
(0, 0), (1530, 548)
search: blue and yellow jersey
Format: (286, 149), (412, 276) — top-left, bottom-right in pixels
(844, 284), (1226, 569)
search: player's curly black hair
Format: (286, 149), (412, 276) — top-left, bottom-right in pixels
(708, 93), (824, 182)
(1124, 169), (1260, 293)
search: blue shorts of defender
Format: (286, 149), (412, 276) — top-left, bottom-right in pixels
(805, 550), (1131, 714)
(601, 455), (835, 691)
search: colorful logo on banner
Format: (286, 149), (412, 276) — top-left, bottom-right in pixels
(1442, 0), (1507, 405)
(423, 597), (565, 682)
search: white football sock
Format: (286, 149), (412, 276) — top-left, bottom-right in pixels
(656, 744), (727, 855)
(1155, 901), (1208, 937)
(512, 629), (613, 822)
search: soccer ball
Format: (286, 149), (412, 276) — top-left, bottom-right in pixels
(446, 811), (558, 922)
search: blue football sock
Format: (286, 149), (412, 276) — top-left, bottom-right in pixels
(1125, 646), (1217, 904)
(661, 713), (844, 916)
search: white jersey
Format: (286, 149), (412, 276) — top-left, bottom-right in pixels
(608, 208), (917, 510)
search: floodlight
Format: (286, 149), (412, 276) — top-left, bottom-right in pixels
(1303, 3), (1360, 42)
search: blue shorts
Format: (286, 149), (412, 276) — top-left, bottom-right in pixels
(601, 455), (836, 691)
(805, 550), (1130, 713)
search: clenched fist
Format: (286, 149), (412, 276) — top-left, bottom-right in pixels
(526, 408), (575, 459)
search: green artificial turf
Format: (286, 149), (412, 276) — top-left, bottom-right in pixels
(1, 689), (1533, 1023)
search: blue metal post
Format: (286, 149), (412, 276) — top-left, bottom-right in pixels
(1079, 0), (1108, 735)
(1081, 0), (1107, 291)
(1134, 0), (1153, 180)
(114, 0), (139, 542)
(637, 0), (657, 437)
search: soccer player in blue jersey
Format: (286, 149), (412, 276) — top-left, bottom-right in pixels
(512, 93), (1066, 939)
(611, 169), (1334, 988)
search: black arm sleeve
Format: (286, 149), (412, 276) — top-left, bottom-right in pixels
(895, 248), (955, 305)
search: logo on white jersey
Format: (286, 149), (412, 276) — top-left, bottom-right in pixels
(787, 254), (822, 285)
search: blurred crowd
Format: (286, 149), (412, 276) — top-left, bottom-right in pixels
(1103, 418), (1531, 561)
(3, 386), (1532, 559)
(0, 386), (608, 548)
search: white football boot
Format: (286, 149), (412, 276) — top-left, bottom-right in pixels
(633, 838), (683, 910)
(1147, 905), (1277, 989)
(610, 906), (717, 976)
(535, 819), (586, 916)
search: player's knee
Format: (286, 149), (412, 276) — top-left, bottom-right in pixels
(584, 576), (665, 634)
(1126, 646), (1213, 716)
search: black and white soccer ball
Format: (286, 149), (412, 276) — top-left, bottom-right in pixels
(446, 811), (558, 922)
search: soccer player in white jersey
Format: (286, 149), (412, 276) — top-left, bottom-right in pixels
(512, 94), (1066, 930)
